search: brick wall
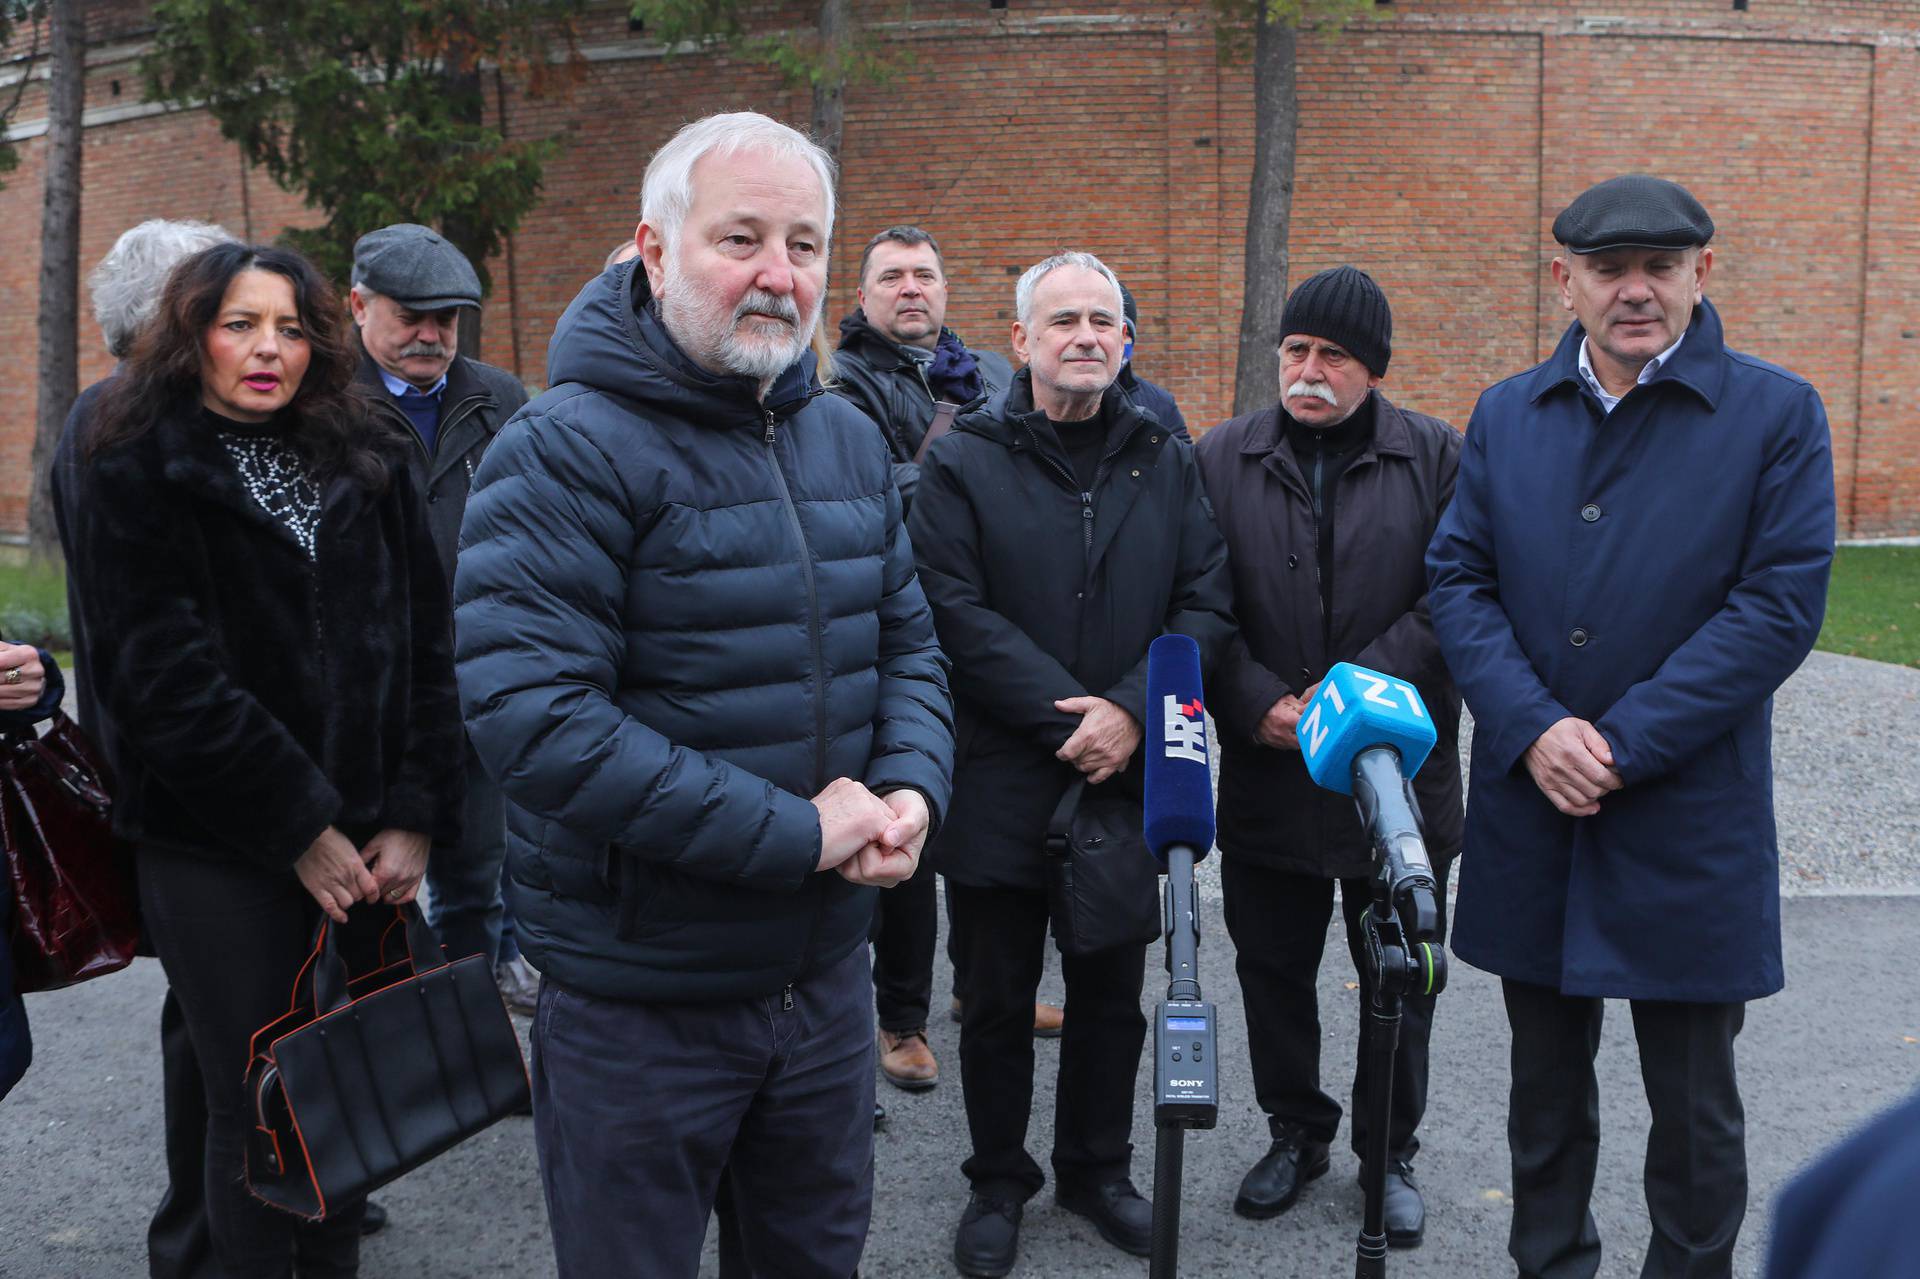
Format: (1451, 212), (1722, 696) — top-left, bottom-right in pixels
(2, 0), (1916, 535)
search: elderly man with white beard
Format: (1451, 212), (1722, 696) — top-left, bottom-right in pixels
(452, 112), (955, 1279)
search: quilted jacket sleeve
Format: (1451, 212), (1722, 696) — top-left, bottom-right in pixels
(454, 407), (825, 893)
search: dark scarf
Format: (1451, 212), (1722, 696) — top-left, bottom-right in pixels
(925, 328), (984, 404)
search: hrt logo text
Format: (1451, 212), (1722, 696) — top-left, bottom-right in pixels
(1162, 695), (1207, 765)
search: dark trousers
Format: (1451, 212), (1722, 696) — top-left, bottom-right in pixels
(138, 848), (368, 1279)
(425, 743), (507, 963)
(1222, 856), (1449, 1162)
(1502, 979), (1748, 1279)
(147, 986), (214, 1279)
(873, 865), (937, 1031)
(532, 945), (876, 1279)
(947, 882), (1147, 1203)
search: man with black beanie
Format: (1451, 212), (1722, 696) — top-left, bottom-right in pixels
(1194, 265), (1464, 1249)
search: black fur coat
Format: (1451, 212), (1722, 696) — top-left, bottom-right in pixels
(64, 404), (464, 867)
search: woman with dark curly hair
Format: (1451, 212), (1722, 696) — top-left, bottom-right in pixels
(64, 242), (465, 1277)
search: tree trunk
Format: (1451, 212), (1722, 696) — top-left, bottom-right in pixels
(810, 0), (848, 171)
(28, 0), (83, 565)
(1232, 11), (1297, 416)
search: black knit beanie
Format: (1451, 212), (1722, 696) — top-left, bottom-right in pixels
(1279, 266), (1392, 376)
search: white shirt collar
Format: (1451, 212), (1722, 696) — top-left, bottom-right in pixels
(378, 367), (447, 399)
(1578, 331), (1685, 415)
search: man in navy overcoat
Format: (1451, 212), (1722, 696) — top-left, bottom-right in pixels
(1427, 175), (1835, 1279)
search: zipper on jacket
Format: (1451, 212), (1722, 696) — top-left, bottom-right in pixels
(763, 409), (830, 791)
(782, 984), (795, 1012)
(1022, 423), (1100, 586)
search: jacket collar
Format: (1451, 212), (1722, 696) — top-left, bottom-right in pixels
(354, 345), (491, 411)
(1237, 390), (1414, 461)
(965, 367), (1150, 452)
(1526, 296), (1728, 411)
(153, 403), (372, 546)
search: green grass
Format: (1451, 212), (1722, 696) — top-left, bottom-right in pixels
(1816, 545), (1920, 668)
(0, 560), (70, 651)
(3, 542), (1916, 670)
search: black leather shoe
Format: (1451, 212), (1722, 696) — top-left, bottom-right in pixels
(1358, 1159), (1426, 1248)
(1055, 1178), (1152, 1257)
(953, 1193), (1022, 1277)
(359, 1198), (389, 1237)
(874, 1101), (887, 1131)
(1233, 1129), (1330, 1219)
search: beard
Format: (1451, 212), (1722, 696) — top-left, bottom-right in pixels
(659, 253), (821, 382)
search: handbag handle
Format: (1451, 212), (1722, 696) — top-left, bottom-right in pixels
(298, 903), (448, 1016)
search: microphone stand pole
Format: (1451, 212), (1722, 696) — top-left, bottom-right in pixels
(1150, 843), (1204, 1279)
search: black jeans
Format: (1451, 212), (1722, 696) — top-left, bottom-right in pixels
(1503, 980), (1747, 1279)
(947, 882), (1147, 1203)
(532, 945), (876, 1279)
(1221, 856), (1451, 1162)
(873, 865), (937, 1031)
(138, 848), (370, 1279)
(148, 985), (214, 1279)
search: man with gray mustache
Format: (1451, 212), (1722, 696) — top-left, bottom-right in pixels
(1194, 265), (1464, 1250)
(348, 223), (535, 1009)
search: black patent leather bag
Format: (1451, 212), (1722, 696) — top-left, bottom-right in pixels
(244, 904), (531, 1220)
(1044, 777), (1162, 957)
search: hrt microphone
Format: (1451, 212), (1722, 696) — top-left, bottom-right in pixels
(1143, 634), (1216, 1112)
(1299, 662), (1441, 942)
(1143, 633), (1218, 1277)
(1144, 633), (1214, 868)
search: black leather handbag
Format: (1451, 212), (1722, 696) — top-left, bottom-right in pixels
(1043, 777), (1162, 957)
(244, 904), (531, 1220)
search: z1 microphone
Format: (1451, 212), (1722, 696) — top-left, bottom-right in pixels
(1299, 662), (1442, 942)
(1144, 633), (1214, 867)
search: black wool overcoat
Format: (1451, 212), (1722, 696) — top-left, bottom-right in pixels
(1194, 393), (1464, 879)
(908, 371), (1236, 891)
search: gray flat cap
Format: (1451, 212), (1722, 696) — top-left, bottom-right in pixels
(1553, 175), (1714, 254)
(351, 223), (481, 309)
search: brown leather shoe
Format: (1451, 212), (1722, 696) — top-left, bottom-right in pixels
(878, 1027), (940, 1091)
(1034, 1002), (1064, 1038)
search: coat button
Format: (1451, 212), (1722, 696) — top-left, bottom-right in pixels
(1299, 667), (1311, 681)
(1287, 554), (1299, 569)
(1150, 436), (1159, 444)
(1581, 503), (1601, 522)
(427, 492), (439, 504)
(1569, 628), (1589, 647)
(1131, 469), (1141, 478)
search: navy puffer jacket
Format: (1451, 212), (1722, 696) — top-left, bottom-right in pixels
(454, 262), (954, 1003)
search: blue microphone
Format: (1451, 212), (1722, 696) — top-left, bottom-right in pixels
(1142, 632), (1219, 1190)
(1144, 633), (1214, 867)
(1299, 661), (1442, 941)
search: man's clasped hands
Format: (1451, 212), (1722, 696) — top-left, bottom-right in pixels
(811, 779), (932, 887)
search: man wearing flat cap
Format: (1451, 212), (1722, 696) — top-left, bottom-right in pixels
(1195, 265), (1462, 1249)
(1428, 176), (1835, 1277)
(349, 223), (534, 1004)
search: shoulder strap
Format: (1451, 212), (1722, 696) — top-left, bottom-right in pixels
(1044, 775), (1088, 857)
(914, 401), (962, 464)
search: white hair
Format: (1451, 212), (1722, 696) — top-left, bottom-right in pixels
(88, 219), (238, 357)
(1015, 251), (1123, 327)
(640, 112), (836, 253)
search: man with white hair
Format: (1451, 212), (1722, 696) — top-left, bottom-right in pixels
(453, 112), (954, 1276)
(905, 251), (1233, 1275)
